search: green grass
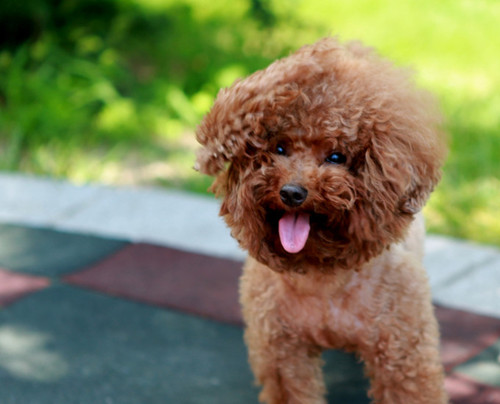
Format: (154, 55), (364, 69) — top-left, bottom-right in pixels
(0, 0), (499, 246)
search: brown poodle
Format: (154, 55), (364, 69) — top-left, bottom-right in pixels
(195, 37), (448, 403)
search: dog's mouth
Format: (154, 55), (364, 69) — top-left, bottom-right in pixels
(262, 208), (362, 271)
(266, 209), (330, 256)
(278, 211), (310, 253)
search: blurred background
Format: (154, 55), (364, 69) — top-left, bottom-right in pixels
(0, 0), (498, 247)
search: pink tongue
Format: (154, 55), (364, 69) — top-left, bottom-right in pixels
(278, 212), (311, 254)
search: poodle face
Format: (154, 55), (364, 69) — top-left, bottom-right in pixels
(196, 38), (446, 273)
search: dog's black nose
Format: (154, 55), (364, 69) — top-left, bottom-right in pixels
(280, 184), (308, 207)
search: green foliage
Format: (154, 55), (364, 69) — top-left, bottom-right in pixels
(0, 0), (499, 246)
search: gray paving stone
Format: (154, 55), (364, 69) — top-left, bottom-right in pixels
(0, 173), (244, 260)
(432, 256), (500, 318)
(56, 186), (244, 260)
(424, 235), (500, 291)
(0, 173), (99, 227)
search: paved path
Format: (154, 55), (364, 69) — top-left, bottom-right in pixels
(1, 173), (498, 318)
(0, 173), (499, 403)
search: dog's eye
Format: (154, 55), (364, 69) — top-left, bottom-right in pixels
(276, 145), (287, 156)
(325, 152), (347, 164)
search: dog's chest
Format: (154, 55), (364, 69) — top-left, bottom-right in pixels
(280, 271), (376, 349)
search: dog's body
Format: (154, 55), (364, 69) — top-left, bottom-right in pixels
(196, 38), (448, 403)
(240, 214), (446, 403)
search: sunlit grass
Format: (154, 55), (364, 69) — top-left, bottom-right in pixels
(0, 0), (499, 247)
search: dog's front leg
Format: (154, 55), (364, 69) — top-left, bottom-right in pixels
(240, 261), (327, 404)
(359, 304), (448, 403)
(244, 320), (327, 404)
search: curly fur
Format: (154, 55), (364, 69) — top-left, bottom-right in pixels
(196, 37), (448, 403)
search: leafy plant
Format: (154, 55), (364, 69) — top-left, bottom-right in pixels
(0, 0), (498, 246)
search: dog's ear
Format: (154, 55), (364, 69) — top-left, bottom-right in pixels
(358, 79), (446, 217)
(361, 124), (446, 217)
(399, 182), (437, 215)
(398, 130), (446, 215)
(194, 87), (242, 176)
(194, 84), (271, 177)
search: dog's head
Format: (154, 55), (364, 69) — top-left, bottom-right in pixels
(195, 38), (446, 273)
